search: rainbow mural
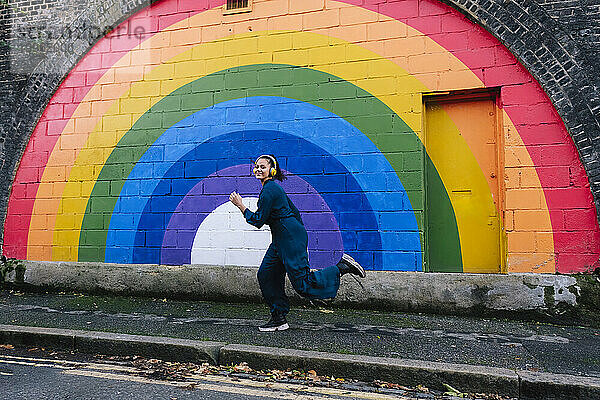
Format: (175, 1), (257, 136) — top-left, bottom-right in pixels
(3, 0), (600, 273)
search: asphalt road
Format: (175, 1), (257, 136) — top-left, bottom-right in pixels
(0, 350), (436, 400)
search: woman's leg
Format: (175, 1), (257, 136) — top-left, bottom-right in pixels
(257, 243), (290, 315)
(286, 262), (341, 300)
(275, 221), (341, 300)
(274, 243), (364, 301)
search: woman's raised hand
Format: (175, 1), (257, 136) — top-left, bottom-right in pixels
(229, 191), (246, 212)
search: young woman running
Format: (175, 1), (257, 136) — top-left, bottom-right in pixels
(229, 154), (365, 332)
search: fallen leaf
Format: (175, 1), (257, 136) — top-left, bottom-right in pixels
(415, 384), (429, 392)
(443, 383), (465, 397)
(233, 362), (252, 373)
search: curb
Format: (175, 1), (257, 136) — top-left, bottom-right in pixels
(220, 344), (520, 396)
(2, 325), (600, 399)
(0, 324), (223, 364)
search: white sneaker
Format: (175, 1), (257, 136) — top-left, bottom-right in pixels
(340, 254), (366, 278)
(258, 312), (289, 332)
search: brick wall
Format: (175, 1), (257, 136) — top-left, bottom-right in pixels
(1, 0), (599, 273)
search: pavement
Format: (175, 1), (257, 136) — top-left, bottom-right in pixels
(1, 289), (599, 399)
(13, 261), (598, 328)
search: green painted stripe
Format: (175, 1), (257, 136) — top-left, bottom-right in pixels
(425, 155), (463, 272)
(78, 63), (460, 269)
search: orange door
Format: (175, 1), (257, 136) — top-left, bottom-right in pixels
(425, 95), (503, 273)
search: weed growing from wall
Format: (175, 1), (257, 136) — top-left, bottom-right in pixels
(0, 255), (25, 285)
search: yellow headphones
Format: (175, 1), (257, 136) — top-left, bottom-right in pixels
(254, 154), (277, 177)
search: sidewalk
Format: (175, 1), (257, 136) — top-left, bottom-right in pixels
(1, 289), (599, 399)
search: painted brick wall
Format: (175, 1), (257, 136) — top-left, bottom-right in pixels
(1, 0), (599, 273)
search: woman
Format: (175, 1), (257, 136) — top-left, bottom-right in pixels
(229, 154), (365, 332)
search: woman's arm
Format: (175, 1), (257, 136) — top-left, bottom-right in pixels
(229, 192), (247, 213)
(230, 190), (274, 229)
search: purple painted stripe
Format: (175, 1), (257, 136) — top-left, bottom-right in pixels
(162, 164), (343, 267)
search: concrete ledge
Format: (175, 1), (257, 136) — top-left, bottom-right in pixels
(2, 324), (600, 399)
(16, 261), (264, 302)
(74, 331), (223, 364)
(9, 260), (588, 324)
(220, 344), (520, 397)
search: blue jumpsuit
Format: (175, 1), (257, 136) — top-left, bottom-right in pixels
(243, 180), (341, 315)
